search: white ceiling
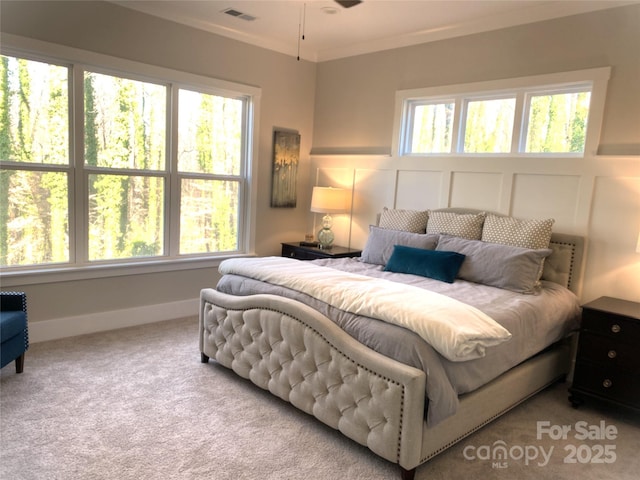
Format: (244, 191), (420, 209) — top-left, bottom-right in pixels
(111, 0), (634, 62)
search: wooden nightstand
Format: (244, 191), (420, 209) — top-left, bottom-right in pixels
(569, 296), (640, 411)
(281, 242), (362, 260)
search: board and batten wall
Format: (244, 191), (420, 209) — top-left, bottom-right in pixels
(310, 153), (640, 304)
(309, 4), (640, 305)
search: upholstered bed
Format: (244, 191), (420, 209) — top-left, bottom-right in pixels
(199, 208), (584, 479)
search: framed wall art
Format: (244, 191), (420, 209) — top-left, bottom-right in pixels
(271, 129), (300, 208)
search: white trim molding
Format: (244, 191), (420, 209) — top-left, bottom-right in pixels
(29, 298), (199, 343)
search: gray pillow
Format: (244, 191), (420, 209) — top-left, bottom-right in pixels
(361, 225), (439, 265)
(436, 234), (552, 294)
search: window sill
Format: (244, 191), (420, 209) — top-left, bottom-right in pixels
(0, 253), (255, 287)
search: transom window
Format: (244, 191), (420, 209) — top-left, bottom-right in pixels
(395, 68), (610, 157)
(0, 46), (257, 272)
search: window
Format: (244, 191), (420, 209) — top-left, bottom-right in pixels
(463, 97), (516, 153)
(407, 101), (454, 154)
(395, 68), (610, 157)
(523, 89), (591, 153)
(1, 45), (257, 273)
(0, 56), (70, 267)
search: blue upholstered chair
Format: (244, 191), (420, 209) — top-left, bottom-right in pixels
(1, 292), (29, 373)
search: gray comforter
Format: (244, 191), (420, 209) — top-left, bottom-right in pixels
(215, 257), (580, 426)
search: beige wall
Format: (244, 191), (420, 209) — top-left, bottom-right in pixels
(1, 1), (639, 339)
(0, 1), (316, 334)
(312, 4), (640, 155)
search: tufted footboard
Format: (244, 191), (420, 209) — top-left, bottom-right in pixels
(199, 288), (427, 476)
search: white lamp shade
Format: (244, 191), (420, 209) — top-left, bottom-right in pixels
(636, 231), (640, 253)
(310, 187), (349, 214)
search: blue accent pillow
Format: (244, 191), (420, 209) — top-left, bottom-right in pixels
(384, 245), (466, 283)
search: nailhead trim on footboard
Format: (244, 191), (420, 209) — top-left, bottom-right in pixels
(199, 289), (427, 469)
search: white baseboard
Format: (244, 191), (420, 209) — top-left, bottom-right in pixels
(29, 298), (200, 343)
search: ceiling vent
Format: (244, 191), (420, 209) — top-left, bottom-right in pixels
(222, 8), (256, 22)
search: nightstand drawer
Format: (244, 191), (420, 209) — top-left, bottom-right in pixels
(581, 309), (640, 340)
(577, 332), (638, 372)
(282, 244), (322, 260)
(573, 362), (640, 408)
(281, 242), (362, 260)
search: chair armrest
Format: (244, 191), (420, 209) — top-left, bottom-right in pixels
(0, 292), (27, 313)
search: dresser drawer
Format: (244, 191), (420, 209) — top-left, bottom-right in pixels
(577, 332), (638, 372)
(572, 362), (640, 408)
(581, 309), (640, 341)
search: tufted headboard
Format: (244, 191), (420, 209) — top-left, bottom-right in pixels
(376, 207), (585, 295)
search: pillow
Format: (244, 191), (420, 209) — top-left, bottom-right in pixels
(436, 234), (552, 294)
(384, 245), (466, 283)
(482, 214), (554, 249)
(379, 207), (429, 233)
(426, 211), (485, 240)
(360, 225), (439, 265)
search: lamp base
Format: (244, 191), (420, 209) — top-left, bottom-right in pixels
(317, 227), (334, 249)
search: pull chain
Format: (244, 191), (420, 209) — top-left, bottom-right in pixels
(297, 3), (306, 61)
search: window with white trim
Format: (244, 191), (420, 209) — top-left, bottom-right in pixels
(395, 68), (610, 157)
(0, 48), (257, 271)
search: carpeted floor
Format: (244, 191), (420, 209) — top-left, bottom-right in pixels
(1, 317), (638, 480)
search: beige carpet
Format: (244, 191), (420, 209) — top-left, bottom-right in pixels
(1, 317), (638, 480)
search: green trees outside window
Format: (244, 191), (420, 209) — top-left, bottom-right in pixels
(402, 83), (593, 156)
(0, 56), (69, 267)
(525, 91), (591, 153)
(84, 72), (166, 261)
(464, 97), (516, 153)
(177, 89), (243, 255)
(1, 53), (249, 268)
(410, 102), (454, 154)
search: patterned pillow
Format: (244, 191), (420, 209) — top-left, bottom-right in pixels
(426, 211), (485, 240)
(379, 207), (428, 233)
(482, 214), (554, 249)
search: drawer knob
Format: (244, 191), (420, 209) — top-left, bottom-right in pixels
(603, 379), (612, 388)
(611, 324), (621, 333)
(607, 350), (617, 359)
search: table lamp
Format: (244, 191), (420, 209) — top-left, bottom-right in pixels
(310, 186), (348, 249)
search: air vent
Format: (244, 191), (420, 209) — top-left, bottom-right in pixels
(222, 8), (256, 21)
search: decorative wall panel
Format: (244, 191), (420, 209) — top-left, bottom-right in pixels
(312, 154), (640, 302)
(450, 172), (503, 211)
(511, 174), (581, 232)
(396, 170), (442, 210)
